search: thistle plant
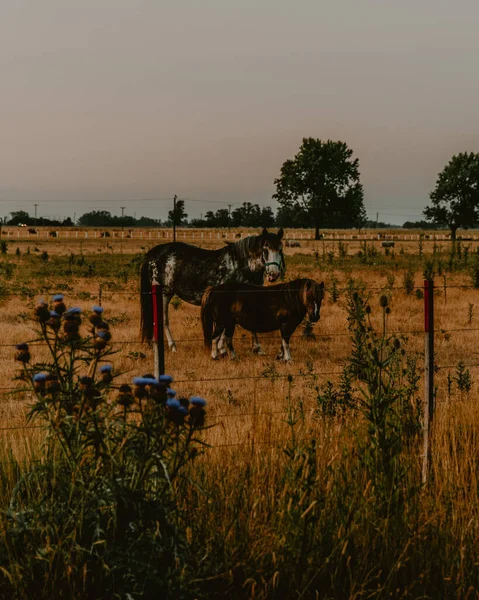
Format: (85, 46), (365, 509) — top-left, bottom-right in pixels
(6, 294), (208, 599)
(346, 290), (421, 504)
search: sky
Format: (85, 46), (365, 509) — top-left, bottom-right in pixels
(1, 0), (479, 225)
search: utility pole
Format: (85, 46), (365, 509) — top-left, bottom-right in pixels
(34, 204), (38, 228)
(120, 206), (125, 231)
(228, 204), (232, 230)
(173, 195), (177, 242)
(376, 212), (379, 228)
(73, 212), (76, 225)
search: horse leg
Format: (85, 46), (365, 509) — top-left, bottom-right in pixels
(225, 325), (237, 360)
(218, 331), (228, 357)
(280, 335), (292, 362)
(275, 344), (284, 361)
(251, 332), (266, 355)
(211, 325), (224, 360)
(163, 293), (177, 352)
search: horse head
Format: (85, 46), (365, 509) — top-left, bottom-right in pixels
(260, 228), (284, 282)
(303, 279), (325, 323)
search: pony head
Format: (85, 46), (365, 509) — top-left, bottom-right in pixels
(260, 228), (284, 282)
(303, 279), (325, 322)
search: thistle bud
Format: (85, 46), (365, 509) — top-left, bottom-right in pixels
(34, 300), (50, 323)
(48, 311), (61, 331)
(190, 396), (207, 428)
(64, 307), (82, 325)
(32, 372), (47, 393)
(52, 294), (66, 316)
(99, 364), (113, 384)
(15, 343), (30, 363)
(45, 374), (61, 394)
(117, 384), (134, 408)
(379, 295), (389, 308)
(133, 376), (149, 399)
(89, 305), (104, 327)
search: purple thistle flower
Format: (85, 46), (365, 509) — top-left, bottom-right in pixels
(133, 376), (158, 386)
(65, 307), (82, 315)
(166, 398), (180, 409)
(100, 365), (112, 373)
(32, 373), (47, 382)
(50, 311), (60, 317)
(177, 406), (188, 416)
(166, 388), (176, 397)
(190, 396), (207, 407)
(92, 305), (104, 314)
(52, 294), (64, 302)
(159, 374), (174, 385)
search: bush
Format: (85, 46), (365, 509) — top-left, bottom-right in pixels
(4, 297), (207, 599)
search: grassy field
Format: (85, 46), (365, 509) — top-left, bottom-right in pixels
(1, 228), (479, 598)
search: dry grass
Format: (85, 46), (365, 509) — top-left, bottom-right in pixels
(2, 229), (479, 596)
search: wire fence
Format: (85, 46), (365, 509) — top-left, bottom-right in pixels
(0, 281), (479, 444)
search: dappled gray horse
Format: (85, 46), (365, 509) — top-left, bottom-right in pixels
(140, 228), (285, 352)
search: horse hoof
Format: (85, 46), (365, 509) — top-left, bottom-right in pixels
(253, 347), (266, 356)
(169, 345), (177, 352)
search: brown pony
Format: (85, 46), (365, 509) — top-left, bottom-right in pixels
(201, 278), (325, 362)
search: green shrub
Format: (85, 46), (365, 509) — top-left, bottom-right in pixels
(4, 297), (207, 599)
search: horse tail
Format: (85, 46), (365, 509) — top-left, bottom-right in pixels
(140, 257), (154, 342)
(201, 286), (215, 350)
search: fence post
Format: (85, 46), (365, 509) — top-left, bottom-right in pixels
(422, 278), (435, 484)
(151, 284), (165, 378)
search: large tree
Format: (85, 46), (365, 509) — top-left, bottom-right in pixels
(424, 152), (479, 241)
(273, 138), (365, 239)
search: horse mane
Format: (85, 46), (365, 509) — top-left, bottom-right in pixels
(282, 279), (308, 315)
(227, 234), (262, 263)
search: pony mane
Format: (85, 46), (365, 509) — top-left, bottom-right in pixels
(282, 279), (309, 314)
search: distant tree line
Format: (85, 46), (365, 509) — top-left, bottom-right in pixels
(5, 143), (479, 239)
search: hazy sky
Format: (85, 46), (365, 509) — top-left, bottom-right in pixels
(1, 0), (479, 224)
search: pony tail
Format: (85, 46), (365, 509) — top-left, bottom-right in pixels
(140, 258), (154, 342)
(201, 287), (215, 350)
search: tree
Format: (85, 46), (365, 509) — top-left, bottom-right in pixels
(78, 211), (114, 227)
(260, 206), (276, 227)
(424, 152), (479, 241)
(273, 138), (365, 239)
(168, 200), (188, 226)
(231, 202), (262, 227)
(8, 211), (33, 226)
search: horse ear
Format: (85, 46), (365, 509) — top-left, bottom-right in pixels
(319, 282), (325, 289)
(261, 228), (268, 237)
(224, 240), (233, 246)
(277, 228), (284, 240)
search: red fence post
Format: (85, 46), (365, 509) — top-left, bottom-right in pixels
(151, 284), (165, 378)
(422, 278), (435, 484)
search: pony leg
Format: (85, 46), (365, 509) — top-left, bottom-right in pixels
(163, 293), (177, 352)
(280, 337), (292, 362)
(211, 325), (224, 360)
(211, 334), (221, 360)
(218, 331), (227, 357)
(251, 332), (266, 355)
(225, 326), (237, 360)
